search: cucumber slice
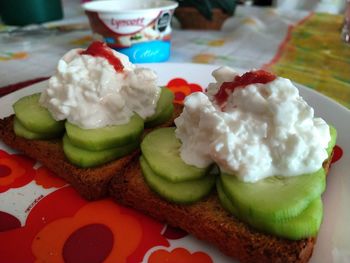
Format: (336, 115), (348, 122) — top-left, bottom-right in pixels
(217, 179), (323, 240)
(63, 134), (139, 168)
(65, 114), (144, 151)
(216, 179), (239, 216)
(219, 126), (336, 223)
(141, 127), (210, 182)
(220, 169), (325, 223)
(140, 156), (215, 204)
(13, 93), (65, 134)
(259, 197), (323, 240)
(145, 87), (174, 127)
(14, 117), (62, 140)
(145, 104), (174, 128)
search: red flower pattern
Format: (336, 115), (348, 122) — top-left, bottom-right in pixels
(0, 150), (35, 193)
(0, 187), (172, 263)
(166, 78), (202, 104)
(149, 247), (213, 263)
(34, 166), (66, 189)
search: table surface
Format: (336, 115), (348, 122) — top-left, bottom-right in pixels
(0, 3), (349, 109)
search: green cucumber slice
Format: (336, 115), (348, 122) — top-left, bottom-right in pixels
(260, 197), (323, 240)
(145, 87), (174, 127)
(14, 117), (62, 140)
(216, 179), (239, 216)
(217, 179), (323, 240)
(65, 114), (144, 151)
(219, 126), (336, 222)
(141, 127), (210, 182)
(63, 134), (139, 168)
(220, 169), (325, 222)
(145, 104), (174, 128)
(140, 156), (215, 204)
(13, 93), (65, 134)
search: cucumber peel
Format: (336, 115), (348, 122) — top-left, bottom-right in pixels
(140, 156), (215, 204)
(14, 117), (62, 140)
(141, 127), (210, 182)
(217, 179), (323, 240)
(145, 87), (174, 127)
(13, 93), (64, 135)
(65, 114), (144, 151)
(63, 134), (139, 168)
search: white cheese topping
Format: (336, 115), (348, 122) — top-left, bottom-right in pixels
(40, 48), (160, 129)
(175, 67), (331, 182)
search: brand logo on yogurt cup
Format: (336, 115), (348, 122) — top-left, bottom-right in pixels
(111, 17), (145, 29)
(134, 48), (160, 60)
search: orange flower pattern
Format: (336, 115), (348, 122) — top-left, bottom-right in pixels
(34, 166), (66, 189)
(0, 52), (28, 61)
(0, 187), (171, 262)
(0, 150), (35, 192)
(32, 199), (143, 263)
(149, 247), (213, 263)
(192, 53), (217, 64)
(166, 78), (202, 104)
(70, 35), (94, 46)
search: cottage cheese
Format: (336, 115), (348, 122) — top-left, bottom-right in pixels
(40, 47), (160, 129)
(175, 67), (331, 182)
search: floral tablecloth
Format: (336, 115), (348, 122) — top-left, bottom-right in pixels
(0, 4), (350, 263)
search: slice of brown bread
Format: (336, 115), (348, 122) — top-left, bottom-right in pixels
(0, 103), (183, 200)
(0, 115), (138, 200)
(109, 153), (333, 263)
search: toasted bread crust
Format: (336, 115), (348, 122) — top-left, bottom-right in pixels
(0, 104), (183, 200)
(109, 154), (333, 263)
(0, 115), (139, 200)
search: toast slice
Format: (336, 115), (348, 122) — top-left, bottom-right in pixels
(109, 152), (334, 263)
(0, 103), (183, 200)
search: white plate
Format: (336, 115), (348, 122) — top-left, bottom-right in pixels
(1, 63), (349, 263)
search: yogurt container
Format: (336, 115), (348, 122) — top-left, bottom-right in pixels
(83, 0), (178, 63)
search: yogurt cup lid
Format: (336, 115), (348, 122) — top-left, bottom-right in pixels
(82, 0), (178, 13)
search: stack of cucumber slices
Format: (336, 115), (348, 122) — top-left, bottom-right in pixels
(63, 115), (144, 167)
(12, 88), (174, 168)
(140, 126), (337, 240)
(141, 127), (216, 204)
(13, 93), (65, 139)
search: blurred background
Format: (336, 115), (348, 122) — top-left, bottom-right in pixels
(0, 0), (349, 109)
(0, 0), (346, 26)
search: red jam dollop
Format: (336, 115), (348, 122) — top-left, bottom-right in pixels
(214, 70), (276, 106)
(81, 41), (124, 72)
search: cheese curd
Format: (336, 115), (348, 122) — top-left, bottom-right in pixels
(175, 67), (331, 182)
(40, 47), (160, 129)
